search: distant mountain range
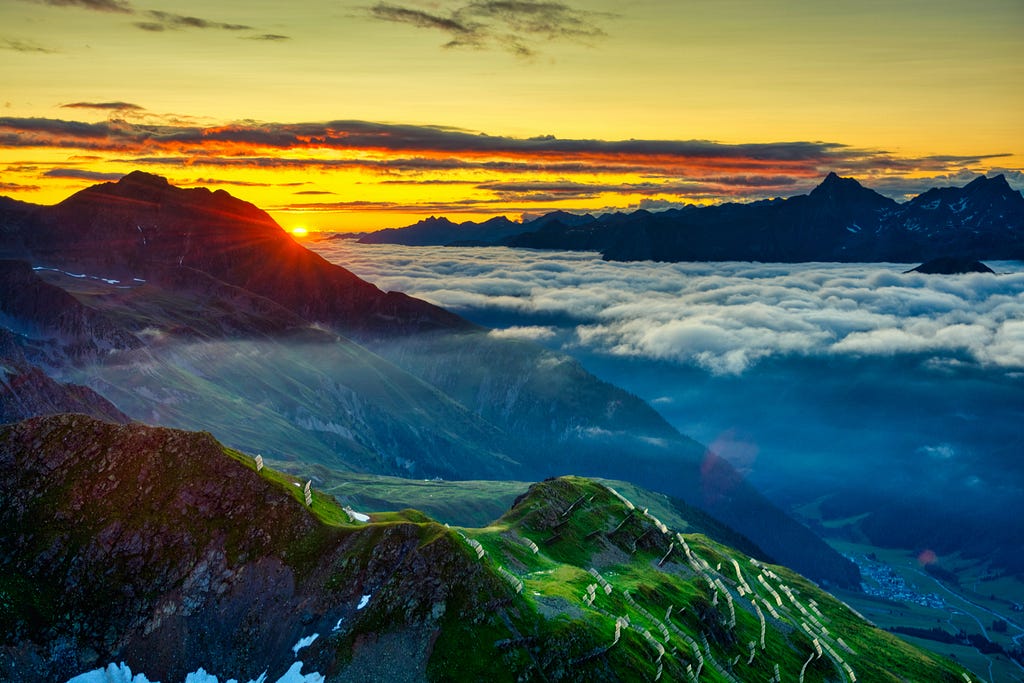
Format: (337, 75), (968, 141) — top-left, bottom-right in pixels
(0, 172), (857, 589)
(353, 173), (1024, 262)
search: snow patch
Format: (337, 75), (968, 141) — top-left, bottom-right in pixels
(347, 508), (370, 523)
(183, 669), (221, 683)
(357, 594), (371, 610)
(66, 662), (155, 683)
(291, 633), (319, 656)
(68, 664), (322, 683)
(274, 663), (324, 683)
(332, 617), (344, 632)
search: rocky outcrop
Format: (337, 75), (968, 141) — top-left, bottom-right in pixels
(907, 257), (995, 274)
(0, 415), (507, 683)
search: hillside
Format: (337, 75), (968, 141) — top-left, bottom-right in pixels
(0, 415), (972, 683)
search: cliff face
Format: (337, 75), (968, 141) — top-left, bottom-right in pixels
(0, 329), (129, 425)
(0, 415), (505, 683)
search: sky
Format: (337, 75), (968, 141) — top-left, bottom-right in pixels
(2, 0), (1023, 231)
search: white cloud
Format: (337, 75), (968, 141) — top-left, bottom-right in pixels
(313, 242), (1024, 375)
(488, 325), (557, 341)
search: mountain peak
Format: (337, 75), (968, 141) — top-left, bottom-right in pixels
(812, 171), (863, 193)
(965, 173), (1014, 192)
(118, 170), (172, 188)
(806, 172), (895, 211)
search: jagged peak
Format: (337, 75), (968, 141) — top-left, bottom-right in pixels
(812, 171), (864, 192)
(964, 173), (1014, 192)
(807, 171), (895, 208)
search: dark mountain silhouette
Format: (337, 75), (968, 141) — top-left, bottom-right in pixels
(907, 257), (995, 274)
(0, 172), (858, 587)
(358, 215), (525, 246)
(0, 172), (469, 337)
(359, 173), (1024, 263)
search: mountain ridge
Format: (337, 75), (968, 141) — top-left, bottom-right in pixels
(0, 415), (972, 683)
(351, 173), (1024, 263)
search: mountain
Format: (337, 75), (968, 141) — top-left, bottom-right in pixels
(0, 415), (971, 683)
(363, 173), (1024, 263)
(0, 171), (469, 337)
(358, 215), (525, 246)
(907, 257), (995, 274)
(0, 329), (129, 425)
(0, 173), (857, 588)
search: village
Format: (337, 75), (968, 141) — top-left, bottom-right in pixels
(848, 554), (947, 610)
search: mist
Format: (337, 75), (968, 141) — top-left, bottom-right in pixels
(312, 241), (1024, 568)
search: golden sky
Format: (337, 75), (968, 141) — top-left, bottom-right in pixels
(1, 0), (1022, 231)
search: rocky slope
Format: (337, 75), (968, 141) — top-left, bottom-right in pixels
(0, 415), (972, 683)
(0, 329), (128, 425)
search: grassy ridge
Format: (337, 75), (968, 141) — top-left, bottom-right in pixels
(231, 459), (975, 680)
(432, 476), (972, 682)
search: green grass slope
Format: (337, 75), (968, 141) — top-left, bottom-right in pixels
(0, 415), (975, 682)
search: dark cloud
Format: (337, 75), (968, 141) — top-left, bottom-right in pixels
(43, 168), (124, 180)
(293, 190), (335, 195)
(245, 33), (291, 41)
(378, 178), (481, 185)
(3, 116), (1018, 201)
(184, 178), (307, 188)
(135, 10), (251, 32)
(459, 1), (607, 40)
(371, 4), (479, 37)
(0, 115), (858, 164)
(123, 154), (670, 176)
(0, 181), (42, 192)
(277, 197), (523, 214)
(367, 0), (608, 56)
(479, 178), (818, 201)
(18, 0), (132, 13)
(61, 101), (145, 112)
(1, 38), (59, 53)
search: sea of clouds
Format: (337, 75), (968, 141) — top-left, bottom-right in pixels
(311, 241), (1024, 561)
(312, 242), (1024, 376)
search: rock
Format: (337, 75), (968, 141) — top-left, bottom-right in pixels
(906, 257), (995, 274)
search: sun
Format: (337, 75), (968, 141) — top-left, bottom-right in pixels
(291, 226), (309, 238)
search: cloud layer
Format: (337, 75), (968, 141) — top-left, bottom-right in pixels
(313, 243), (1024, 375)
(3, 114), (1019, 209)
